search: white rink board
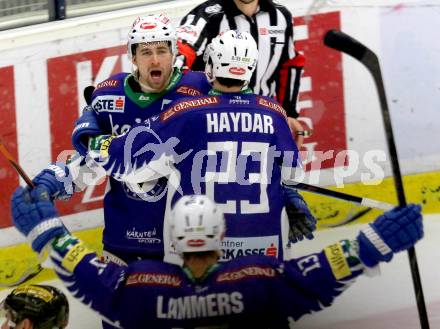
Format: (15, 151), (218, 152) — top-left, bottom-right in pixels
(0, 0), (438, 183)
(0, 0), (437, 244)
(293, 213), (440, 329)
(0, 1), (439, 327)
(1, 213), (438, 329)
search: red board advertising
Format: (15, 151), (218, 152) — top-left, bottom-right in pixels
(295, 11), (347, 171)
(0, 11), (346, 227)
(48, 45), (126, 216)
(0, 66), (18, 228)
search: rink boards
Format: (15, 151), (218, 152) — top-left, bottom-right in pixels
(0, 1), (438, 227)
(1, 213), (439, 328)
(0, 0), (439, 326)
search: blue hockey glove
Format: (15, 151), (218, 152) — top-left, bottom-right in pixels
(284, 186), (317, 244)
(357, 204), (423, 267)
(11, 186), (68, 253)
(33, 163), (74, 200)
(72, 107), (101, 157)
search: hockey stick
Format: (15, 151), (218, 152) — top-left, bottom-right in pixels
(285, 182), (393, 227)
(286, 182), (394, 211)
(0, 263), (42, 288)
(324, 29), (429, 329)
(0, 138), (34, 189)
(0, 137), (43, 288)
(320, 207), (373, 228)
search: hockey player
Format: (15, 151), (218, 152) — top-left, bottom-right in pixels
(87, 30), (315, 263)
(11, 188), (423, 329)
(0, 284), (68, 329)
(33, 13), (212, 265)
(33, 14), (313, 265)
(33, 29), (316, 264)
(177, 0), (308, 147)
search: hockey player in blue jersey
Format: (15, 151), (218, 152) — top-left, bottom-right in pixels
(11, 188), (424, 329)
(32, 13), (213, 265)
(87, 30), (316, 263)
(32, 28), (316, 263)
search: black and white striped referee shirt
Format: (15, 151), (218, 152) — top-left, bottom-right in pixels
(178, 0), (303, 117)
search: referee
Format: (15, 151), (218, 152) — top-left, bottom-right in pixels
(177, 0), (307, 146)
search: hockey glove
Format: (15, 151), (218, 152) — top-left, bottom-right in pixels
(357, 204), (423, 267)
(87, 134), (114, 164)
(176, 25), (200, 69)
(176, 39), (197, 69)
(284, 186), (317, 244)
(277, 51), (305, 118)
(11, 186), (68, 253)
(72, 107), (101, 157)
(33, 162), (74, 200)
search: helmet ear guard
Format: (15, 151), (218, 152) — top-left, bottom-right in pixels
(203, 55), (215, 82)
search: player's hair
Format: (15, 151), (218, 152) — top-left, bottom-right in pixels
(206, 56), (246, 87)
(130, 41), (173, 57)
(216, 77), (246, 88)
(183, 250), (219, 258)
(2, 285), (69, 329)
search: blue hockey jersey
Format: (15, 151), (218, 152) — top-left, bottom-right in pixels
(51, 234), (364, 329)
(87, 69), (211, 260)
(96, 93), (302, 262)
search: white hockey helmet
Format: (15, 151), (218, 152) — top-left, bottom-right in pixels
(127, 13), (177, 60)
(203, 30), (258, 84)
(170, 195), (225, 254)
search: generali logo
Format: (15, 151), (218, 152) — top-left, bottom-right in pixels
(140, 22), (157, 29)
(229, 67), (245, 75)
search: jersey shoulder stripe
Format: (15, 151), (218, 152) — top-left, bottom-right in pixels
(161, 96), (220, 122)
(255, 96), (288, 119)
(94, 73), (129, 93)
(176, 71), (211, 96)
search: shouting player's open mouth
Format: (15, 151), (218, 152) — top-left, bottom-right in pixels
(150, 70), (163, 84)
